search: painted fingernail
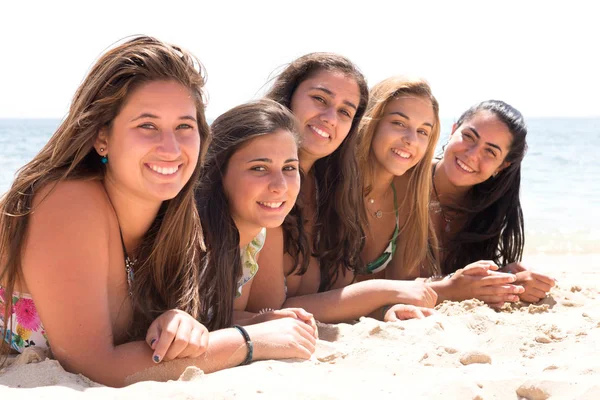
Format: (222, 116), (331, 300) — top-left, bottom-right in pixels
(150, 338), (156, 347)
(153, 355), (161, 363)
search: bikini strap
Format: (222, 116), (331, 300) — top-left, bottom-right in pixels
(117, 225), (136, 295)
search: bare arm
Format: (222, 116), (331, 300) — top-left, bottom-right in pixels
(21, 182), (315, 387)
(281, 279), (437, 323)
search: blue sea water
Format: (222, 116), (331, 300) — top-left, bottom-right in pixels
(1, 118), (599, 254)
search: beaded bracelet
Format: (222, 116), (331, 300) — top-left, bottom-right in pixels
(233, 324), (253, 366)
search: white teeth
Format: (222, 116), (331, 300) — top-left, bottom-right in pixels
(311, 126), (330, 138)
(150, 165), (178, 175)
(258, 201), (283, 209)
(392, 148), (411, 159)
(456, 159), (475, 173)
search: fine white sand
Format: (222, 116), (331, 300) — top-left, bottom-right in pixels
(1, 254), (599, 399)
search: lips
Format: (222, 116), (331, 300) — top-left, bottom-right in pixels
(309, 125), (330, 139)
(455, 157), (475, 173)
(391, 147), (412, 159)
(146, 162), (182, 176)
(257, 201), (285, 209)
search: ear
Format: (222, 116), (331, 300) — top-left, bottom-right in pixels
(495, 161), (511, 175)
(93, 127), (109, 155)
(450, 122), (458, 136)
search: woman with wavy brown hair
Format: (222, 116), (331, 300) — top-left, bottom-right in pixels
(0, 37), (316, 387)
(246, 55), (437, 323)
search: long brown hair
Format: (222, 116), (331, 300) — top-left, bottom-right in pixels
(266, 52), (369, 291)
(440, 100), (527, 274)
(0, 36), (211, 356)
(357, 76), (441, 278)
(196, 99), (304, 329)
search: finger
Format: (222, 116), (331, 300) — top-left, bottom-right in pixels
(145, 318), (162, 350)
(407, 308), (425, 320)
(531, 273), (557, 288)
(480, 274), (519, 286)
(520, 293), (542, 303)
(181, 326), (208, 359)
(527, 287), (548, 300)
(272, 310), (298, 320)
(479, 294), (520, 304)
(419, 307), (435, 317)
(385, 309), (399, 322)
(530, 280), (552, 294)
(462, 266), (492, 277)
(164, 319), (195, 361)
(487, 302), (505, 309)
(289, 308), (314, 321)
(480, 284), (524, 296)
(153, 317), (182, 363)
(290, 317), (317, 339)
(293, 336), (316, 359)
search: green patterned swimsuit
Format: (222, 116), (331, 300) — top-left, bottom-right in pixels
(236, 227), (267, 298)
(365, 185), (400, 274)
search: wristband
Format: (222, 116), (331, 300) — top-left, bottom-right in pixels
(233, 324), (253, 366)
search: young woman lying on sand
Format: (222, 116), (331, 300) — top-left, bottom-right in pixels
(246, 53), (437, 323)
(0, 37), (315, 387)
(426, 100), (556, 306)
(355, 76), (440, 284)
(195, 99), (318, 337)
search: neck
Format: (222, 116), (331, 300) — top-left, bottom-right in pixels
(235, 220), (262, 248)
(299, 149), (319, 176)
(368, 154), (395, 199)
(433, 159), (469, 206)
(103, 179), (162, 257)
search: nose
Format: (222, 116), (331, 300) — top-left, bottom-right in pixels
(156, 129), (181, 158)
(320, 106), (338, 128)
(269, 171), (287, 193)
(402, 128), (418, 145)
(464, 143), (480, 162)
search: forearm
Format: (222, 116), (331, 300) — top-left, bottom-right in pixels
(60, 328), (248, 387)
(427, 280), (455, 303)
(281, 280), (397, 323)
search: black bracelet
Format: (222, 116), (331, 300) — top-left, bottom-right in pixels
(233, 324), (253, 366)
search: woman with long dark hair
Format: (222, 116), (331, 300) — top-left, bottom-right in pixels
(426, 100), (555, 306)
(196, 99), (317, 334)
(0, 37), (316, 387)
(247, 54), (437, 323)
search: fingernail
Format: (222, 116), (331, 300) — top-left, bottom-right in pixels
(153, 355), (161, 363)
(150, 338), (156, 347)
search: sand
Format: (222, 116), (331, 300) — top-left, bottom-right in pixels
(1, 254), (599, 399)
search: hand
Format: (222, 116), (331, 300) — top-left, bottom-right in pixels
(384, 304), (435, 322)
(250, 308), (318, 335)
(246, 317), (318, 361)
(145, 309), (209, 363)
(513, 270), (556, 303)
(391, 280), (438, 308)
(434, 260), (525, 308)
(501, 261), (528, 274)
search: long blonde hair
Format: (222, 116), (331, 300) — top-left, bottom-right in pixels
(357, 76), (440, 278)
(1, 36), (211, 357)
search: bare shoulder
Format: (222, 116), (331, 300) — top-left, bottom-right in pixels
(24, 179), (113, 273)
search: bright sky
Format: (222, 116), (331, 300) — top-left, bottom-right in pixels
(1, 0), (598, 120)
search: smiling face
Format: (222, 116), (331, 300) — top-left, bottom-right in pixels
(95, 80), (200, 204)
(441, 110), (513, 187)
(222, 129), (300, 233)
(370, 96), (435, 177)
(289, 69), (361, 166)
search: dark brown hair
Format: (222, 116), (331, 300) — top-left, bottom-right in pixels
(196, 99), (304, 329)
(0, 36), (211, 356)
(266, 52), (369, 291)
(441, 100), (527, 274)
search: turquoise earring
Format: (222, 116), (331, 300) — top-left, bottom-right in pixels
(100, 148), (108, 164)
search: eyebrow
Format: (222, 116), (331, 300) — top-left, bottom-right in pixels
(465, 127), (503, 153)
(130, 113), (197, 122)
(310, 87), (358, 111)
(247, 158), (300, 163)
(389, 111), (434, 128)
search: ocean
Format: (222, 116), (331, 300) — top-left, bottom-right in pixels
(1, 118), (599, 255)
